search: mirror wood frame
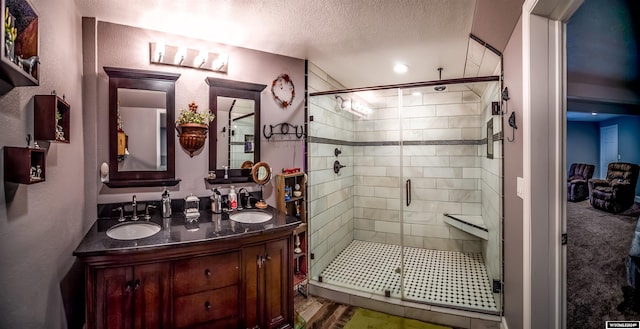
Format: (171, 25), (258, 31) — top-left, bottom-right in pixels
(206, 77), (266, 173)
(104, 66), (181, 187)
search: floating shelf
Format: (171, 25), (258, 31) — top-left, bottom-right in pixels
(34, 94), (70, 142)
(104, 178), (181, 188)
(4, 146), (45, 184)
(0, 0), (40, 93)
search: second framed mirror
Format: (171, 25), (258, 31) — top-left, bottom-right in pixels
(206, 77), (266, 178)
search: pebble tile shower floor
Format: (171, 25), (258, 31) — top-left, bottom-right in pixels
(319, 240), (498, 313)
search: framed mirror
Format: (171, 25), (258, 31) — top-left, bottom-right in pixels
(105, 67), (181, 187)
(206, 77), (266, 173)
(217, 96), (256, 168)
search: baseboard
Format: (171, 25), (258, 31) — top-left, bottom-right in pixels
(501, 317), (509, 329)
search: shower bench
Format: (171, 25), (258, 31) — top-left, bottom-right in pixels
(443, 213), (489, 240)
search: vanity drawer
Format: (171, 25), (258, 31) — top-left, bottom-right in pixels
(173, 285), (239, 329)
(173, 251), (240, 295)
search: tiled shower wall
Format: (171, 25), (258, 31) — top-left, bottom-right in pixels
(352, 88), (486, 254)
(307, 63), (355, 279)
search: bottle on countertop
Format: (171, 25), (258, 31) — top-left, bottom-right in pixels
(161, 189), (172, 218)
(211, 187), (222, 214)
(229, 185), (238, 210)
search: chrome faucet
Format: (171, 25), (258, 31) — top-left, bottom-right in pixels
(238, 188), (251, 209)
(131, 195), (139, 221)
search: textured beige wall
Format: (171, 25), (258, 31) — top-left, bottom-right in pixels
(502, 15), (524, 329)
(0, 0), (86, 327)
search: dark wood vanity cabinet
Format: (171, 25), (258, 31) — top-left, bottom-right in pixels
(92, 262), (171, 329)
(243, 238), (292, 329)
(173, 252), (241, 328)
(80, 228), (295, 329)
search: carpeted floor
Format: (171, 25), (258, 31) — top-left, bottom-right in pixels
(567, 200), (640, 329)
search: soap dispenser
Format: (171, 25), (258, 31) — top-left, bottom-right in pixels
(229, 186), (238, 210)
(161, 189), (172, 218)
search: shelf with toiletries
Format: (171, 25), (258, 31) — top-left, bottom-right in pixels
(275, 171), (306, 222)
(203, 168), (253, 184)
(4, 146), (45, 184)
(275, 171), (307, 295)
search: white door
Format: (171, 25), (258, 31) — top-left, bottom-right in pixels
(599, 125), (618, 178)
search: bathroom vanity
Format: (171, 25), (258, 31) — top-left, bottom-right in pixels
(74, 206), (299, 329)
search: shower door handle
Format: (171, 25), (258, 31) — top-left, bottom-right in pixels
(406, 179), (412, 206)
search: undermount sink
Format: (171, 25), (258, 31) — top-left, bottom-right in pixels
(106, 221), (161, 240)
(229, 211), (272, 224)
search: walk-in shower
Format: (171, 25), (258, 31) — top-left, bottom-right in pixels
(306, 65), (504, 315)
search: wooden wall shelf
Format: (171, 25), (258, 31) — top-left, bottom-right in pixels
(4, 146), (45, 184)
(275, 172), (308, 294)
(34, 94), (70, 142)
(1, 0), (39, 93)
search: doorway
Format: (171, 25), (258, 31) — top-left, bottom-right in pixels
(599, 125), (618, 179)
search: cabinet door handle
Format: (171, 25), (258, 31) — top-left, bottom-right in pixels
(205, 269), (211, 277)
(204, 301), (211, 310)
(257, 255), (262, 268)
(265, 254), (271, 261)
(134, 279), (140, 290)
(125, 280), (132, 293)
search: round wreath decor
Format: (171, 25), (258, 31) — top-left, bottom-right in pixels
(271, 74), (295, 108)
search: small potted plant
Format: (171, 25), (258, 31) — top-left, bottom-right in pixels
(176, 101), (214, 157)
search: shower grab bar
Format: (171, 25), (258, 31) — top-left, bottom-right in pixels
(406, 179), (411, 206)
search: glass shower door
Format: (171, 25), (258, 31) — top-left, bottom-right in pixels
(399, 82), (502, 313)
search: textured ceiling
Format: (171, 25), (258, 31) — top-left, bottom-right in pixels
(76, 0), (521, 89)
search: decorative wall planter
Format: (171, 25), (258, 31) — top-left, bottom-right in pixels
(176, 123), (207, 157)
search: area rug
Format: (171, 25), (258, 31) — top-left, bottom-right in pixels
(343, 308), (451, 329)
(567, 200), (640, 329)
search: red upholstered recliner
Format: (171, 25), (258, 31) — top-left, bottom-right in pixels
(588, 162), (640, 213)
(567, 163), (595, 202)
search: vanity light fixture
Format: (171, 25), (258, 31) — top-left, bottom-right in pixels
(149, 42), (228, 73)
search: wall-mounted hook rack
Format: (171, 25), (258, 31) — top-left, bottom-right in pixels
(263, 122), (304, 139)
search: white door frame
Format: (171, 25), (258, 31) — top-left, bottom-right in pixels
(522, 1), (583, 329)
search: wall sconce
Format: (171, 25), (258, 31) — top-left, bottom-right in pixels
(149, 42), (228, 73)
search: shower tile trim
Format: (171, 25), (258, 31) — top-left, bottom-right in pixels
(310, 136), (483, 146)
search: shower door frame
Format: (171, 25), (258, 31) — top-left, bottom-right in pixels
(308, 74), (503, 314)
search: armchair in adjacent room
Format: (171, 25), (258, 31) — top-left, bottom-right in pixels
(567, 163), (595, 202)
(588, 162), (640, 213)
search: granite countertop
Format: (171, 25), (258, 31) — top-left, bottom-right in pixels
(73, 205), (301, 257)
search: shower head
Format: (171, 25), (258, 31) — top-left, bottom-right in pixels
(434, 67), (446, 91)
